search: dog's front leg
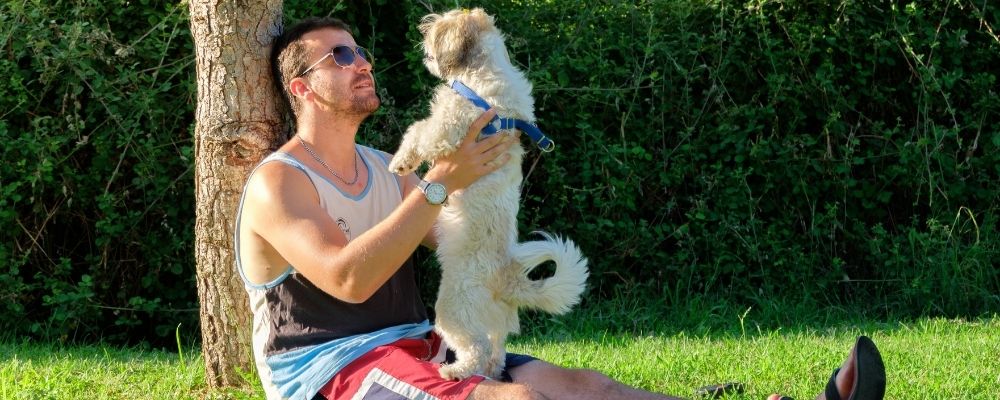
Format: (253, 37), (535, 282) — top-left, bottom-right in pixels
(388, 120), (430, 175)
(414, 112), (470, 164)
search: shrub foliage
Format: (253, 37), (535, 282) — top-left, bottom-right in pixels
(2, 0), (997, 346)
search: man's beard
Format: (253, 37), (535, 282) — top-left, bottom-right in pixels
(312, 75), (381, 118)
(343, 74), (380, 117)
(348, 89), (380, 116)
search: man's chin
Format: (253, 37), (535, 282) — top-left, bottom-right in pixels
(356, 104), (380, 117)
(352, 95), (381, 115)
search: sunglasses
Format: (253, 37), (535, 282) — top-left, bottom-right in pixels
(298, 45), (373, 77)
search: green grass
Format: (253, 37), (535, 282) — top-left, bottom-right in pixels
(3, 317), (997, 399)
(511, 316), (1000, 399)
(1, 340), (210, 399)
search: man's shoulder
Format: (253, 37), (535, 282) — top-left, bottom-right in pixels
(244, 154), (316, 209)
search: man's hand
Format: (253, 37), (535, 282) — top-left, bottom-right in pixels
(424, 108), (516, 192)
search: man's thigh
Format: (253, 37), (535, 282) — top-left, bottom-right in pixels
(506, 359), (607, 398)
(506, 358), (567, 379)
(467, 379), (538, 400)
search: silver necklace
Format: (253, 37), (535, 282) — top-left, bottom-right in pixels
(297, 136), (360, 185)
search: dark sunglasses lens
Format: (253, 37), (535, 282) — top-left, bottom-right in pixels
(332, 46), (355, 66)
(357, 47), (372, 63)
(332, 46), (372, 67)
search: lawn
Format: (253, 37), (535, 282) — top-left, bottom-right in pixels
(3, 316), (997, 399)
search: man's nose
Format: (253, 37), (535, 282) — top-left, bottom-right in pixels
(355, 54), (372, 72)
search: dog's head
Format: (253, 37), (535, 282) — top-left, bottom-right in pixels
(419, 8), (505, 78)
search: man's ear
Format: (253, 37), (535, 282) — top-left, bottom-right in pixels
(289, 77), (312, 102)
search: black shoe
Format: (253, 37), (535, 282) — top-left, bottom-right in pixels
(824, 336), (886, 400)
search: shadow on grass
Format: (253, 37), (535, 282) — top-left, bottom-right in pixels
(512, 289), (1000, 344)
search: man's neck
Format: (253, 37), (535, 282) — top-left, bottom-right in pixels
(295, 113), (363, 169)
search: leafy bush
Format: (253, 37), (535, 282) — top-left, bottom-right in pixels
(1, 1), (198, 343)
(1, 0), (997, 346)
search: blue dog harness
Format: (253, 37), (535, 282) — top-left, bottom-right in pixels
(449, 80), (555, 152)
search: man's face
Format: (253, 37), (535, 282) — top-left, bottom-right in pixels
(298, 28), (379, 117)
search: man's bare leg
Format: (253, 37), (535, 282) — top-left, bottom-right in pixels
(468, 379), (548, 400)
(508, 360), (685, 400)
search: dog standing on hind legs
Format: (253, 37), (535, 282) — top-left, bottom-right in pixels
(388, 8), (589, 380)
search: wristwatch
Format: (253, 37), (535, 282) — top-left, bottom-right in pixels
(418, 179), (448, 206)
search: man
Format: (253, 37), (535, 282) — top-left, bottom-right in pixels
(237, 16), (883, 400)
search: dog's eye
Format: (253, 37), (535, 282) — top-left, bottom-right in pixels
(424, 55), (435, 62)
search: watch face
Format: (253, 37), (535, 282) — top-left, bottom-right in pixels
(426, 183), (447, 204)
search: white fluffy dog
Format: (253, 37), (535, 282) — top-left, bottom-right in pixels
(388, 8), (589, 380)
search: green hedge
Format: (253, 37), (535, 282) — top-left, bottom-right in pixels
(2, 0), (997, 346)
(1, 1), (198, 343)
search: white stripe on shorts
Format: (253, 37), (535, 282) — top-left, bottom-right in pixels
(350, 367), (441, 400)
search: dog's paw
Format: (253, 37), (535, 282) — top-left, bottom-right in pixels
(438, 362), (479, 381)
(387, 154), (419, 176)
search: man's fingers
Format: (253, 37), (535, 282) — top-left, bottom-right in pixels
(483, 135), (512, 157)
(472, 132), (503, 155)
(486, 153), (512, 171)
(462, 108), (497, 146)
(479, 137), (514, 172)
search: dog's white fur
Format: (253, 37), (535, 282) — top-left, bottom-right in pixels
(388, 8), (589, 380)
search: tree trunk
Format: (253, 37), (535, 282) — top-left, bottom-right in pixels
(189, 0), (285, 389)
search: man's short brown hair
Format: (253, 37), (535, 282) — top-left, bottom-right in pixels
(270, 17), (352, 119)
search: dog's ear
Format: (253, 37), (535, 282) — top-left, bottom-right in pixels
(422, 9), (491, 77)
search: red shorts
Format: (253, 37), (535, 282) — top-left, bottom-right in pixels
(315, 333), (482, 400)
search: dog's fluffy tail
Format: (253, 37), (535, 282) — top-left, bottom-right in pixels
(506, 232), (589, 314)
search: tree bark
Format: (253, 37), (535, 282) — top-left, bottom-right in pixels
(189, 0), (285, 389)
